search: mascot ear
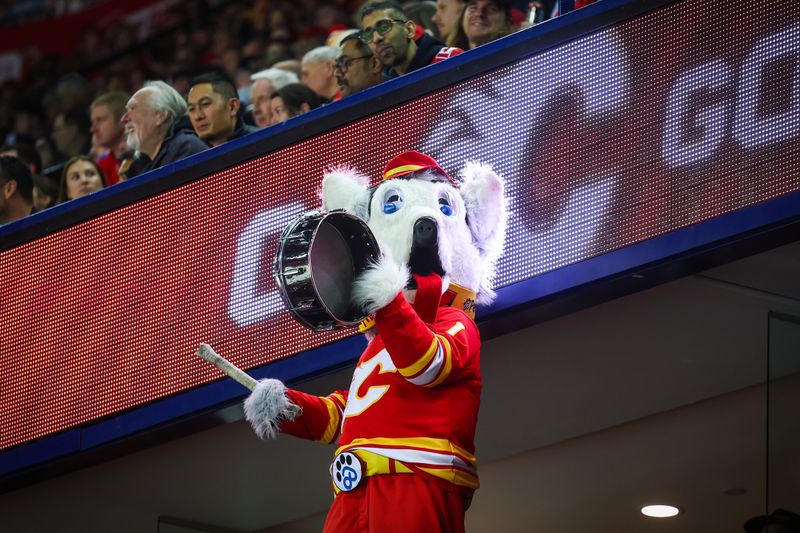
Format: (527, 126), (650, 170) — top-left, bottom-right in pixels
(460, 161), (508, 270)
(321, 167), (372, 220)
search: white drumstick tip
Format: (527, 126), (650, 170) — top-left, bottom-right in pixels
(195, 343), (258, 391)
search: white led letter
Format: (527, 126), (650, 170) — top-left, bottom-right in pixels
(423, 30), (629, 277)
(228, 202), (305, 327)
(734, 26), (800, 148)
(662, 60), (732, 167)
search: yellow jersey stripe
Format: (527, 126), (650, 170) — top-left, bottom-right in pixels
(319, 396), (341, 444)
(330, 392), (346, 407)
(341, 450), (479, 489)
(397, 336), (438, 378)
(418, 466), (480, 489)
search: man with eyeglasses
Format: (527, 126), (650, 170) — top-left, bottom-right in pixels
(359, 1), (463, 81)
(335, 33), (384, 97)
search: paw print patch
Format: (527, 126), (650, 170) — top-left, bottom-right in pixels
(330, 451), (363, 492)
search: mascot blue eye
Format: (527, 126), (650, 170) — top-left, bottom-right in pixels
(382, 188), (404, 215)
(438, 194), (454, 217)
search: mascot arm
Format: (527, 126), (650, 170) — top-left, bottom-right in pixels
(376, 294), (480, 388)
(244, 379), (347, 443)
(280, 389), (348, 444)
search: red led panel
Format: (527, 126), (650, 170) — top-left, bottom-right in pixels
(1, 0), (799, 452)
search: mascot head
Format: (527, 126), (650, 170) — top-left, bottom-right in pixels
(322, 151), (508, 316)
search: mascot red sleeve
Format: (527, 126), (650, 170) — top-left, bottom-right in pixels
(243, 151), (508, 532)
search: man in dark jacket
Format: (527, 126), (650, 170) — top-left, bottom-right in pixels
(187, 72), (257, 148)
(359, 1), (463, 81)
(121, 81), (207, 177)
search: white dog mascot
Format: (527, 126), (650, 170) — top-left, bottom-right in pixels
(244, 151), (507, 532)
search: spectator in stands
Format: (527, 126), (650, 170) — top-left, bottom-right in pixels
(432, 0), (466, 41)
(250, 69), (299, 128)
(58, 156), (106, 203)
(300, 46), (342, 102)
(460, 0), (515, 49)
(51, 108), (92, 160)
(32, 174), (58, 212)
(90, 91), (130, 186)
(335, 33), (384, 97)
(359, 1), (463, 81)
(269, 84), (324, 125)
(121, 81), (208, 177)
(0, 155), (33, 225)
(187, 72), (257, 148)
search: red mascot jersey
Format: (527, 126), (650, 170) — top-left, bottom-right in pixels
(279, 273), (482, 495)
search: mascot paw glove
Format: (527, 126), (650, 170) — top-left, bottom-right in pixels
(352, 251), (410, 316)
(243, 378), (300, 440)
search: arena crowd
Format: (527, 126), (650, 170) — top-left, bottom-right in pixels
(0, 0), (597, 226)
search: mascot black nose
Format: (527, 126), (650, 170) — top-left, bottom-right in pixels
(413, 217), (438, 249)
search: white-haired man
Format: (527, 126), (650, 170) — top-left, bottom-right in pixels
(121, 81), (207, 176)
(300, 46), (341, 102)
(249, 68), (299, 128)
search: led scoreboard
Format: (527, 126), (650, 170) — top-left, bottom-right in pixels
(1, 0), (798, 472)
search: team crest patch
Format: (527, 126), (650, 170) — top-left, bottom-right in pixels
(331, 451), (363, 492)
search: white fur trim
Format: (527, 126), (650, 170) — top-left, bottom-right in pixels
(351, 251), (410, 315)
(321, 167), (371, 220)
(243, 379), (299, 440)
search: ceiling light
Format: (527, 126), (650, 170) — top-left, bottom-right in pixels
(641, 504), (680, 518)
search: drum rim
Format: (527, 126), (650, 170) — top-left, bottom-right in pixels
(274, 210), (379, 331)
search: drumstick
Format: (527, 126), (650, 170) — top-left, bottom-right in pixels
(196, 343), (258, 391)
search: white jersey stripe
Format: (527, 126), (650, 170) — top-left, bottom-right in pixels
(407, 339), (445, 386)
(352, 446), (477, 475)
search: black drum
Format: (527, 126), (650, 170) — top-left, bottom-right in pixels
(274, 210), (380, 331)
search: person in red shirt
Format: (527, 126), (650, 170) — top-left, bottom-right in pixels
(90, 91), (130, 185)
